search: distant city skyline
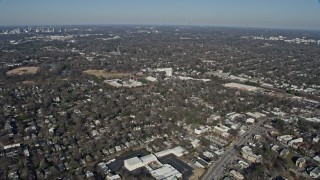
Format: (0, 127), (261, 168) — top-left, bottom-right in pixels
(0, 0), (320, 30)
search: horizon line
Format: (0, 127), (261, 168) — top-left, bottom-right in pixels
(0, 23), (319, 32)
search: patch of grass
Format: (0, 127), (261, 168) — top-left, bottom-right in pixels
(245, 81), (260, 87)
(16, 114), (33, 121)
(186, 119), (206, 125)
(284, 152), (296, 169)
(138, 78), (148, 84)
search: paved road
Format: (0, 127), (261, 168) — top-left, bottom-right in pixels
(201, 119), (266, 180)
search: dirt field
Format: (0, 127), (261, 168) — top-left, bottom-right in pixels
(6, 66), (39, 76)
(83, 69), (131, 79)
(190, 168), (205, 180)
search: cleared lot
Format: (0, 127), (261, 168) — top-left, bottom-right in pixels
(83, 69), (131, 79)
(6, 67), (39, 75)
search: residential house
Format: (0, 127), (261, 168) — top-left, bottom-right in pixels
(295, 158), (307, 168)
(310, 167), (320, 178)
(230, 170), (244, 180)
(241, 146), (262, 163)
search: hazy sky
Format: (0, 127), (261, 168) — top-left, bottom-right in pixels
(0, 0), (320, 30)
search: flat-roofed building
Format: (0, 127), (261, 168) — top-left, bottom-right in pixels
(124, 157), (144, 171)
(3, 143), (21, 150)
(107, 174), (121, 180)
(155, 146), (188, 158)
(213, 124), (230, 135)
(246, 112), (266, 119)
(155, 68), (173, 77)
(146, 76), (157, 82)
(150, 164), (182, 180)
(195, 125), (211, 135)
(140, 154), (158, 165)
(241, 146), (262, 163)
(246, 118), (255, 124)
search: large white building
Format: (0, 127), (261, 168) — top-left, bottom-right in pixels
(155, 68), (173, 77)
(246, 112), (266, 119)
(123, 147), (188, 179)
(124, 157), (144, 171)
(3, 143), (21, 150)
(246, 118), (255, 124)
(146, 76), (157, 82)
(195, 125), (211, 135)
(140, 154), (158, 165)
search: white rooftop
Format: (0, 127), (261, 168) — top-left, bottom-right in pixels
(125, 157), (142, 166)
(124, 157), (144, 171)
(146, 76), (157, 82)
(141, 154), (158, 165)
(246, 118), (255, 123)
(150, 164), (182, 180)
(107, 174), (121, 180)
(155, 146), (188, 158)
(246, 112), (266, 118)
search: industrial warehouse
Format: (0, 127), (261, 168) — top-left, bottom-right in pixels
(124, 146), (188, 179)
